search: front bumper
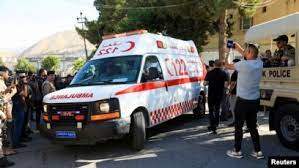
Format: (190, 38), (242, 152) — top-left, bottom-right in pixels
(40, 118), (130, 145)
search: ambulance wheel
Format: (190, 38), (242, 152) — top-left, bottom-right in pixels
(130, 112), (146, 151)
(275, 104), (299, 150)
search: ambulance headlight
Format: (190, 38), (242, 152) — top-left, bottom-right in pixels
(99, 103), (110, 113)
(94, 98), (120, 114)
(43, 104), (48, 113)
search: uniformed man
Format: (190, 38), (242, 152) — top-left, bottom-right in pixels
(42, 71), (56, 97)
(273, 35), (295, 67)
(0, 66), (16, 167)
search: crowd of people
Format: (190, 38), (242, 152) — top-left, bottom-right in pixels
(0, 67), (73, 167)
(203, 35), (295, 137)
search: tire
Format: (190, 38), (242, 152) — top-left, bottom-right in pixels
(275, 104), (299, 150)
(193, 96), (205, 119)
(130, 112), (146, 151)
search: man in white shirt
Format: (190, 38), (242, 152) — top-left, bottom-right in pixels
(225, 43), (264, 159)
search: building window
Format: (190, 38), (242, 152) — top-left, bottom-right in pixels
(240, 17), (253, 30)
(262, 6), (267, 13)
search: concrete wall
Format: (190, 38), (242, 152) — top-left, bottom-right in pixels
(253, 0), (299, 25)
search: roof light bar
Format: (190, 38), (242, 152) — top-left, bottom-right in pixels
(102, 30), (148, 40)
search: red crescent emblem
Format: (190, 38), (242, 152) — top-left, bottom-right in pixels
(121, 41), (135, 52)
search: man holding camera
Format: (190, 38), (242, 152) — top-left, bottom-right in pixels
(225, 42), (264, 159)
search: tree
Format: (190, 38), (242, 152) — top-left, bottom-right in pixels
(76, 0), (128, 47)
(124, 0), (217, 49)
(15, 58), (36, 72)
(0, 57), (4, 66)
(77, 0), (216, 50)
(41, 55), (61, 71)
(209, 0), (261, 60)
(72, 57), (86, 73)
(77, 0), (261, 57)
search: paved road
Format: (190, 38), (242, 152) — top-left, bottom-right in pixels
(10, 112), (299, 168)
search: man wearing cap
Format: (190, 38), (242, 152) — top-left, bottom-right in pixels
(0, 66), (16, 167)
(225, 42), (264, 160)
(33, 68), (47, 129)
(42, 71), (56, 97)
(12, 71), (29, 149)
(273, 35), (295, 67)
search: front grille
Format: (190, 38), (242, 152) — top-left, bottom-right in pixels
(49, 103), (90, 126)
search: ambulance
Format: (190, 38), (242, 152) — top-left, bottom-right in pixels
(42, 30), (206, 150)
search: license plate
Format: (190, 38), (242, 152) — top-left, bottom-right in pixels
(55, 131), (76, 139)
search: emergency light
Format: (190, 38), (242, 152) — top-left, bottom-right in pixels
(156, 40), (167, 49)
(103, 30), (148, 40)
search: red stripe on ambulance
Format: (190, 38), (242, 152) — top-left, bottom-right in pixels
(115, 77), (203, 95)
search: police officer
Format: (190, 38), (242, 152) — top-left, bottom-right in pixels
(0, 66), (16, 167)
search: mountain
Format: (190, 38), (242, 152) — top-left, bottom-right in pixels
(0, 50), (16, 58)
(0, 50), (18, 69)
(20, 30), (95, 58)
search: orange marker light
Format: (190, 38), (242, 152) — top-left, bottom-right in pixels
(43, 115), (49, 122)
(91, 112), (120, 121)
(52, 115), (60, 121)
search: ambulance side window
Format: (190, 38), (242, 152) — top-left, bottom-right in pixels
(141, 56), (164, 82)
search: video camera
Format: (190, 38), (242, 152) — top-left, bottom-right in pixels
(227, 39), (235, 49)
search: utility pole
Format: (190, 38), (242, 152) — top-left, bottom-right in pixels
(77, 12), (88, 59)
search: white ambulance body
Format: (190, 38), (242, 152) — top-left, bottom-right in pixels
(42, 30), (206, 150)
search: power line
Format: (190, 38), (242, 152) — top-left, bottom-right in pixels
(101, 0), (202, 10)
(235, 0), (278, 8)
(100, 0), (277, 10)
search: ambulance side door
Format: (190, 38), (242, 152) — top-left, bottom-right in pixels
(141, 55), (170, 126)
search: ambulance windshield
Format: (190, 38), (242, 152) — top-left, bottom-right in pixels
(70, 55), (142, 86)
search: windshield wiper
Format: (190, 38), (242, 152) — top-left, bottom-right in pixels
(69, 80), (130, 87)
(68, 83), (89, 87)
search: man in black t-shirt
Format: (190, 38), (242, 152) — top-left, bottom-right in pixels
(228, 59), (240, 127)
(204, 60), (229, 134)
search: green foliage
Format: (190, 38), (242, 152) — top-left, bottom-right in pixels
(15, 58), (36, 73)
(0, 57), (4, 66)
(41, 55), (61, 71)
(76, 0), (127, 46)
(72, 57), (86, 73)
(77, 0), (216, 50)
(76, 0), (261, 53)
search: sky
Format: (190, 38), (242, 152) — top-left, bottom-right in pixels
(0, 0), (98, 52)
